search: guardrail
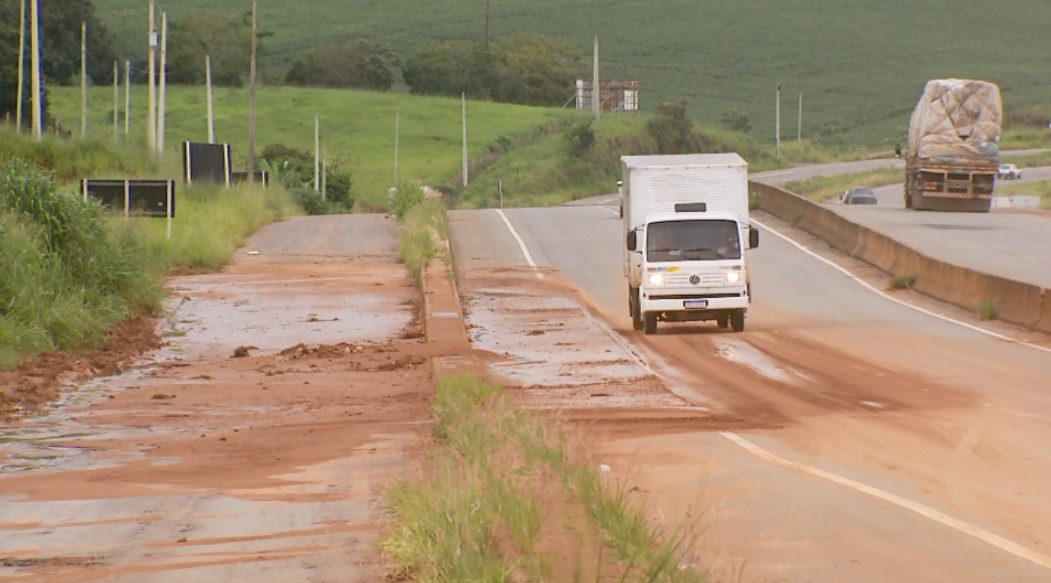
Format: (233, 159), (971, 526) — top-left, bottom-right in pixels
(750, 181), (1050, 334)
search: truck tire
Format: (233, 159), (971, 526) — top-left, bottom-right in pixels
(643, 313), (657, 335)
(631, 287), (644, 331)
(717, 316), (729, 329)
(730, 311), (745, 332)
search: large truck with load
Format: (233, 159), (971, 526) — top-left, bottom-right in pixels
(622, 153), (759, 334)
(904, 78), (1002, 212)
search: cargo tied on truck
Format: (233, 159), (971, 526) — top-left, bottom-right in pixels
(904, 78), (1002, 212)
(622, 153), (759, 335)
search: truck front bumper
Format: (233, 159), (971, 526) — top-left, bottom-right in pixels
(641, 289), (749, 320)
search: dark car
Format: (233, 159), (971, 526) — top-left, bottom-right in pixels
(840, 187), (878, 205)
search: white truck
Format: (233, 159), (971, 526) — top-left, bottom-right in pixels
(622, 153), (758, 334)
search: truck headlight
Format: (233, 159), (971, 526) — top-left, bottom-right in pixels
(726, 271), (741, 284)
(648, 273), (665, 286)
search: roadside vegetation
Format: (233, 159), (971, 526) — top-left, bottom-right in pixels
(382, 374), (707, 582)
(783, 168), (903, 203)
(0, 130), (298, 371)
(394, 182), (449, 284)
(47, 85), (576, 210)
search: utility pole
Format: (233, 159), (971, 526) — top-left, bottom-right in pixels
(797, 92), (803, 141)
(393, 109), (400, 187)
(30, 0), (41, 140)
(321, 147), (327, 201)
(206, 55), (214, 143)
(124, 60), (131, 136)
(113, 61), (119, 140)
(16, 0), (26, 131)
(148, 0), (157, 152)
(81, 22), (88, 138)
(247, 0), (258, 183)
(484, 0), (491, 50)
(592, 35), (600, 120)
(314, 113), (320, 192)
(462, 93), (468, 187)
(158, 12), (167, 153)
(775, 84), (781, 158)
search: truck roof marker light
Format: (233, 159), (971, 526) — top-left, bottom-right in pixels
(674, 202), (707, 213)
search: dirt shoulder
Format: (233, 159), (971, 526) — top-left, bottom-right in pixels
(0, 216), (472, 581)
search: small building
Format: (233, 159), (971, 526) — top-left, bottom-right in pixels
(576, 79), (639, 113)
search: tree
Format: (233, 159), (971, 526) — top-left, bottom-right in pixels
(720, 108), (752, 133)
(490, 32), (581, 106)
(166, 10), (252, 86)
(0, 0), (117, 126)
(647, 101), (696, 154)
(562, 118), (596, 158)
(402, 40), (491, 99)
(286, 40), (400, 90)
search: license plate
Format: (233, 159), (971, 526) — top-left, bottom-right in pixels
(683, 299), (708, 309)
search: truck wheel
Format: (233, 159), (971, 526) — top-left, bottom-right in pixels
(717, 316), (729, 329)
(631, 287), (644, 331)
(643, 313), (657, 335)
(730, 311), (745, 332)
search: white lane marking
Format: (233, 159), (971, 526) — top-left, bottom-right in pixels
(496, 202), (1051, 565)
(719, 431), (1051, 570)
(494, 209), (544, 280)
(752, 218), (1051, 355)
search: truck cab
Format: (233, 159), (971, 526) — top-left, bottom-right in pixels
(626, 203), (758, 334)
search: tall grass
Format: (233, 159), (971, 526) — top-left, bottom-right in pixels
(382, 374), (708, 582)
(0, 128), (158, 182)
(0, 127), (301, 370)
(396, 190), (448, 284)
(0, 160), (164, 367)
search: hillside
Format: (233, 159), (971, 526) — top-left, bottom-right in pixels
(46, 85), (577, 207)
(89, 0), (1051, 148)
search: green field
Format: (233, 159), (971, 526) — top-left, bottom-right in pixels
(89, 0), (1051, 148)
(47, 85), (576, 207)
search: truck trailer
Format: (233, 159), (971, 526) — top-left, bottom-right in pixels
(904, 79), (1002, 212)
(622, 153), (759, 334)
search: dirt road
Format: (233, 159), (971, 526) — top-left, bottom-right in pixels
(0, 215), (465, 582)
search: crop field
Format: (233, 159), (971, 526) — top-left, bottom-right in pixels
(90, 0), (1051, 147)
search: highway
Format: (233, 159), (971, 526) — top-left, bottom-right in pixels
(448, 198), (1051, 582)
(753, 159), (1051, 289)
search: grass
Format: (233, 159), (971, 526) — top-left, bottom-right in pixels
(382, 374), (708, 582)
(93, 0), (1051, 148)
(397, 191), (449, 284)
(992, 178), (1051, 209)
(784, 168), (903, 202)
(0, 130), (299, 370)
(47, 85), (577, 209)
(889, 274), (917, 290)
(977, 299), (998, 321)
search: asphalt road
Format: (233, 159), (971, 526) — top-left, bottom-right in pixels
(753, 159), (1051, 289)
(451, 202), (1051, 581)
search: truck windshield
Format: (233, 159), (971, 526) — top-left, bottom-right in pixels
(646, 219), (741, 262)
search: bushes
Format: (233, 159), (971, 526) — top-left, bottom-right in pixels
(261, 143), (354, 214)
(0, 161), (163, 367)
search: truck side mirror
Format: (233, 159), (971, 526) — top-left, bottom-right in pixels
(626, 230), (637, 251)
(749, 227), (760, 249)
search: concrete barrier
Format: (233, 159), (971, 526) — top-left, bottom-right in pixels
(750, 181), (1051, 334)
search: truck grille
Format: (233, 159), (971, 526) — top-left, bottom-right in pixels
(664, 272), (725, 287)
